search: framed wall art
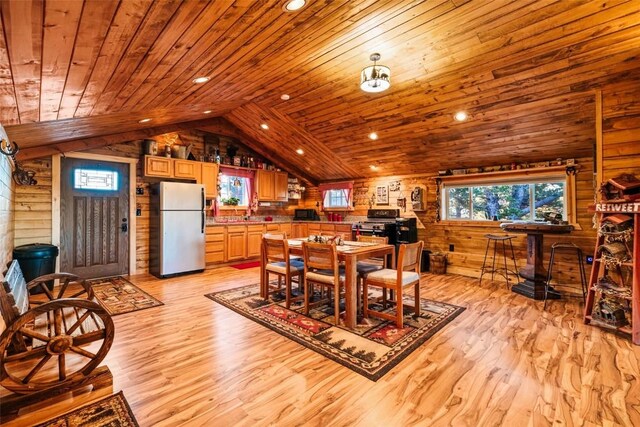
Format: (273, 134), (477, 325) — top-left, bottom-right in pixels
(376, 185), (389, 205)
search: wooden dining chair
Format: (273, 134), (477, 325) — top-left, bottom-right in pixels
(356, 235), (389, 314)
(363, 241), (424, 328)
(262, 236), (304, 308)
(302, 241), (344, 325)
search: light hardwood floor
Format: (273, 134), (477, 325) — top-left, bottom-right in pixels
(5, 268), (640, 426)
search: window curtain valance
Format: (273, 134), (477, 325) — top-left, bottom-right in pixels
(318, 181), (354, 211)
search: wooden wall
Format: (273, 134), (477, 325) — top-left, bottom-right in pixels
(13, 131), (306, 273)
(0, 125), (15, 334)
(306, 157), (597, 285)
(602, 82), (640, 180)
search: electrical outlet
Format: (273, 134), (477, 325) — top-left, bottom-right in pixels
(136, 208), (142, 217)
(136, 187), (144, 195)
(449, 244), (454, 252)
(586, 255), (593, 265)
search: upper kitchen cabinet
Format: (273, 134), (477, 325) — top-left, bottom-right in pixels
(256, 170), (288, 202)
(200, 163), (219, 199)
(145, 156), (173, 177)
(174, 160), (201, 181)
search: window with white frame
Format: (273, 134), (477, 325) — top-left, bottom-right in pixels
(218, 175), (249, 206)
(324, 189), (349, 208)
(443, 177), (568, 222)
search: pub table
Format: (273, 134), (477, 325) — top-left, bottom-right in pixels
(500, 222), (574, 300)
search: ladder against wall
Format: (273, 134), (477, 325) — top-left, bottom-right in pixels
(584, 202), (639, 345)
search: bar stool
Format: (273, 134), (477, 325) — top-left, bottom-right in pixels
(543, 242), (587, 309)
(479, 234), (519, 287)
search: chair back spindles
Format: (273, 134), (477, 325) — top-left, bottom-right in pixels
(399, 242), (423, 273)
(263, 237), (289, 263)
(302, 241), (338, 271)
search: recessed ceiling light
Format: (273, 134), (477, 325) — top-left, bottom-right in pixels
(281, 94), (290, 100)
(203, 110), (212, 114)
(283, 0), (306, 12)
(260, 123), (269, 130)
(192, 76), (210, 84)
(370, 165), (379, 170)
(369, 132), (378, 140)
(454, 111), (468, 122)
(138, 118), (152, 123)
(296, 148), (304, 155)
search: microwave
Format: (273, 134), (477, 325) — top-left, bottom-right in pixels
(294, 209), (320, 221)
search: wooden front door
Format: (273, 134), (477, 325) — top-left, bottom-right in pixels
(60, 157), (129, 278)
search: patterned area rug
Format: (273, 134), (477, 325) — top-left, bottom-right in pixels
(34, 391), (139, 427)
(231, 261), (261, 269)
(88, 276), (163, 316)
(206, 284), (465, 381)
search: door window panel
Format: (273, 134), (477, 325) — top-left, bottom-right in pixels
(73, 168), (119, 191)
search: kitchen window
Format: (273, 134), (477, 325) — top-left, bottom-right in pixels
(218, 175), (249, 207)
(319, 181), (354, 210)
(439, 166), (578, 225)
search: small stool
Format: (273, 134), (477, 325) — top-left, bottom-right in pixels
(544, 242), (587, 309)
(479, 234), (519, 287)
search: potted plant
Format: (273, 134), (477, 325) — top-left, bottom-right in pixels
(221, 197), (240, 206)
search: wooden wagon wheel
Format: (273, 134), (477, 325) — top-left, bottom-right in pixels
(0, 299), (114, 394)
(26, 273), (93, 303)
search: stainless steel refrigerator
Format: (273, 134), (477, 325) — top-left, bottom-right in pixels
(149, 182), (205, 278)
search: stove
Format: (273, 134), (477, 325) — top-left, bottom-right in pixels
(352, 209), (400, 243)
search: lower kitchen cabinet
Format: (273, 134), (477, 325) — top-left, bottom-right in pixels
(247, 225), (264, 258)
(226, 226), (247, 261)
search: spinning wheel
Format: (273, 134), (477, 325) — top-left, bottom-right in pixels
(0, 299), (114, 394)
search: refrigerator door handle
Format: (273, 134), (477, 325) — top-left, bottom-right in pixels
(201, 188), (205, 211)
(201, 211), (205, 234)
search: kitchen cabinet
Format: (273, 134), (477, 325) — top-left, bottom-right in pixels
(308, 223), (321, 235)
(256, 170), (275, 201)
(247, 225), (265, 258)
(174, 160), (201, 180)
(275, 172), (288, 201)
(256, 170), (289, 202)
(206, 227), (226, 264)
(201, 163), (219, 199)
(226, 226), (247, 261)
(335, 224), (353, 236)
(292, 223), (308, 238)
(280, 223), (292, 237)
(145, 156), (172, 177)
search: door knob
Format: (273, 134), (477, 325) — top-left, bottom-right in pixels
(121, 218), (128, 232)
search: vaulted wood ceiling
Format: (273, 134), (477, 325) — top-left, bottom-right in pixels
(1, 0), (639, 182)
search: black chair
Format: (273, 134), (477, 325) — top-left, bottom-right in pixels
(544, 242), (587, 309)
(479, 234), (519, 287)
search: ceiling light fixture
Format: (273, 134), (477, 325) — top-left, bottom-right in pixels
(192, 76), (210, 84)
(370, 165), (379, 171)
(283, 0), (306, 12)
(369, 132), (378, 140)
(296, 148), (304, 155)
(454, 111), (468, 122)
(260, 123), (269, 130)
(203, 110), (212, 114)
(360, 53), (390, 93)
(138, 118), (152, 123)
(281, 94), (290, 100)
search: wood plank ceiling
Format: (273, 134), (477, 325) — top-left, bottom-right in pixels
(1, 0), (639, 182)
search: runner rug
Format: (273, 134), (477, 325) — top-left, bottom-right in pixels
(35, 391), (139, 427)
(206, 283), (465, 381)
(88, 276), (164, 316)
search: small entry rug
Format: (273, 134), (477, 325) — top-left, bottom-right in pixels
(231, 261), (261, 270)
(34, 391), (139, 427)
(88, 276), (164, 316)
(206, 284), (465, 381)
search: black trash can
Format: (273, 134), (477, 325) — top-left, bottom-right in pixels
(13, 243), (59, 294)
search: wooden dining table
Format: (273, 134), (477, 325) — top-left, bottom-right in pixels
(274, 239), (396, 329)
